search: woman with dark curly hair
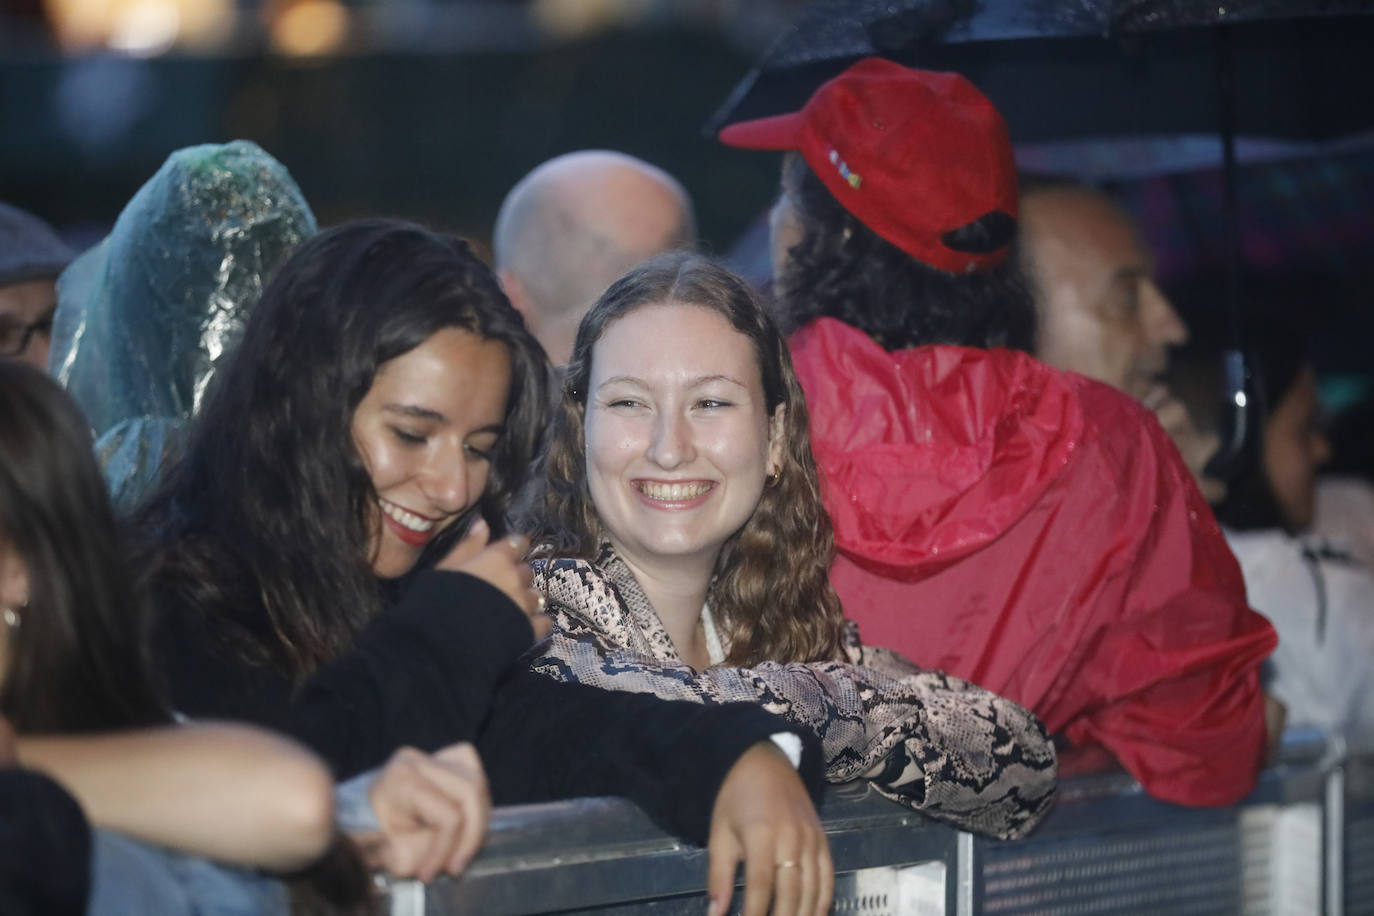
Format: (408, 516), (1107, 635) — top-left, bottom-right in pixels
(132, 219), (832, 914)
(719, 57), (1277, 807)
(527, 251), (1057, 850)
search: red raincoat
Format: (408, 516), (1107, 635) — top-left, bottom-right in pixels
(791, 318), (1277, 807)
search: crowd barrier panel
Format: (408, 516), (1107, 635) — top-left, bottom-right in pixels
(381, 730), (1371, 915)
(1345, 748), (1374, 915)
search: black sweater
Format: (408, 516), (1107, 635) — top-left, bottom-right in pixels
(152, 570), (823, 845)
(0, 769), (90, 915)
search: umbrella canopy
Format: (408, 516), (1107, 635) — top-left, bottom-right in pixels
(710, 0), (1374, 483)
(707, 0), (1374, 146)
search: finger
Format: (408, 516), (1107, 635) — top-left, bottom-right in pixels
(348, 830), (388, 871)
(415, 745), (490, 875)
(438, 518), (490, 569)
(740, 828), (779, 916)
(410, 780), (463, 883)
(445, 784), (489, 874)
(439, 749), (491, 874)
(705, 826), (742, 916)
(796, 841), (816, 916)
(503, 533), (531, 559)
(419, 819), (460, 883)
(383, 830), (439, 880)
(769, 835), (802, 916)
(529, 612), (554, 640)
(815, 833), (835, 916)
(371, 749), (427, 831)
(414, 748), (491, 812)
(1141, 383), (1172, 411)
(433, 742), (485, 776)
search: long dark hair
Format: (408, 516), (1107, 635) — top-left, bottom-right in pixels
(772, 152), (1036, 353)
(0, 362), (166, 732)
(133, 219), (550, 678)
(529, 252), (845, 665)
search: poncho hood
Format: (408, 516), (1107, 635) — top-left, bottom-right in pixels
(51, 140), (316, 437)
(790, 317), (1084, 578)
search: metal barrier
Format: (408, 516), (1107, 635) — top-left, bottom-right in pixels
(383, 732), (1372, 915)
(972, 729), (1330, 915)
(1347, 751), (1374, 915)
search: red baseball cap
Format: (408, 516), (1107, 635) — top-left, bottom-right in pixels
(719, 57), (1017, 275)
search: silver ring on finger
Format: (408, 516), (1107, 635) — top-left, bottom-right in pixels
(776, 860), (798, 869)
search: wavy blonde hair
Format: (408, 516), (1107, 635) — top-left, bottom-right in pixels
(529, 252), (845, 666)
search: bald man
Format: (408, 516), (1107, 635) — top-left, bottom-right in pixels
(1019, 183), (1225, 496)
(1019, 183), (1188, 402)
(493, 151), (696, 365)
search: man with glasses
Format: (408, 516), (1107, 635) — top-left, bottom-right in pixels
(0, 202), (73, 371)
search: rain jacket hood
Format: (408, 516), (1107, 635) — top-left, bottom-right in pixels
(50, 140), (316, 438)
(794, 318), (1084, 578)
(791, 317), (1277, 807)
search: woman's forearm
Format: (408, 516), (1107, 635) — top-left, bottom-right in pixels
(17, 723), (335, 872)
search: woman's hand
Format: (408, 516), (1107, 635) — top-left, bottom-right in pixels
(437, 518), (552, 639)
(356, 743), (491, 882)
(706, 741), (833, 916)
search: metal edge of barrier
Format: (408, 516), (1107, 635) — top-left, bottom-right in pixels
(382, 730), (1363, 916)
(967, 729), (1339, 915)
(1328, 759), (1345, 916)
(398, 780), (960, 915)
(1345, 750), (1374, 916)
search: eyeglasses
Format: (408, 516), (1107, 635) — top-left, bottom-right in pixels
(0, 304), (56, 357)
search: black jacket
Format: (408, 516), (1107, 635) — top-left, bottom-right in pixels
(153, 570), (822, 845)
(0, 768), (91, 915)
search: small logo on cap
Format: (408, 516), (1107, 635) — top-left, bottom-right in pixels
(828, 148), (862, 189)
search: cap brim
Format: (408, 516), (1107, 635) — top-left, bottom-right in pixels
(718, 110), (806, 150)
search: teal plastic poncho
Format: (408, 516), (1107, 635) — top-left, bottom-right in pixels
(49, 140), (316, 511)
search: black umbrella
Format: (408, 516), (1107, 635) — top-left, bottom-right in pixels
(708, 0), (1374, 479)
(707, 1), (1374, 144)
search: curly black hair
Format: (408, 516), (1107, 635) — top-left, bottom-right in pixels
(771, 152), (1036, 354)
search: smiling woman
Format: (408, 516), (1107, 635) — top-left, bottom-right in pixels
(584, 305), (784, 667)
(128, 220), (837, 913)
(351, 328), (512, 579)
(528, 252), (1058, 842)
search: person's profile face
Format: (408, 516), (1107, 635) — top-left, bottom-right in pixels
(1026, 193), (1188, 403)
(583, 302), (783, 578)
(350, 327), (512, 579)
(1263, 365), (1330, 531)
(0, 279), (58, 371)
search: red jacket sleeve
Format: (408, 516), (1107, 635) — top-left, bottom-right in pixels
(1053, 385), (1276, 806)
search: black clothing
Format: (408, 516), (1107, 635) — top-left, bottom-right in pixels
(152, 570), (821, 845)
(0, 768), (91, 916)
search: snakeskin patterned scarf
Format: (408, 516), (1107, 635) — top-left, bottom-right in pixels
(528, 544), (1057, 840)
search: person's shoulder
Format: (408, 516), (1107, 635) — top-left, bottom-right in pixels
(1065, 372), (1174, 442)
(530, 554), (607, 593)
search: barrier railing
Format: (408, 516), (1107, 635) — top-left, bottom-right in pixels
(1346, 750), (1374, 915)
(381, 731), (1372, 915)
